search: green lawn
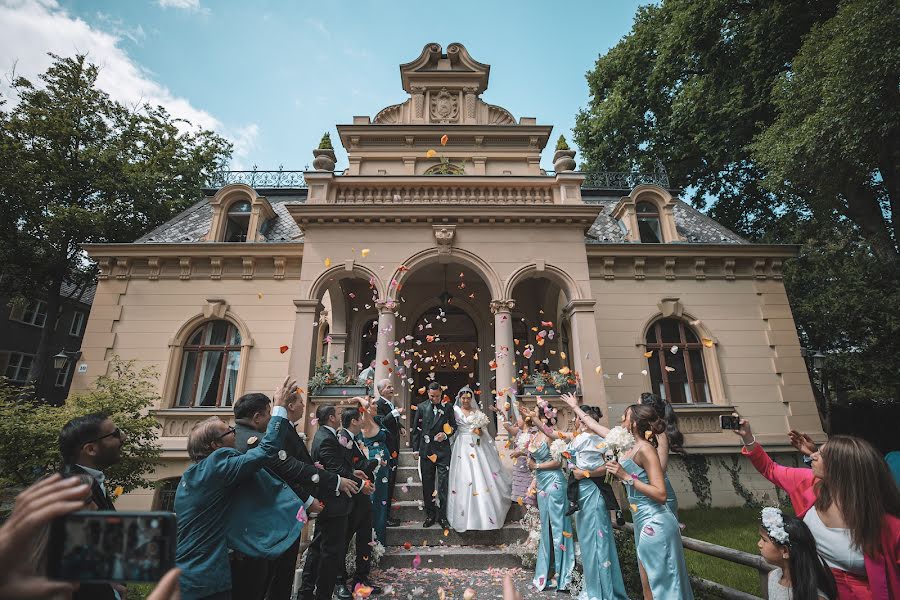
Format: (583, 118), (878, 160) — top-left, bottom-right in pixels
(679, 506), (768, 596)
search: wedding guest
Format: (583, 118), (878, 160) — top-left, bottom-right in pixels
(59, 412), (126, 600)
(231, 392), (326, 600)
(299, 405), (366, 600)
(175, 376), (303, 600)
(358, 360), (376, 394)
(525, 401), (574, 592)
(360, 397), (391, 543)
(565, 396), (693, 600)
(639, 392), (686, 522)
(566, 403), (629, 600)
(735, 419), (900, 599)
(374, 378), (404, 527)
(492, 393), (537, 507)
(757, 507), (836, 600)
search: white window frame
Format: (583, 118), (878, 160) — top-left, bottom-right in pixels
(69, 312), (86, 337)
(11, 300), (48, 328)
(5, 353), (34, 382)
(55, 362), (72, 387)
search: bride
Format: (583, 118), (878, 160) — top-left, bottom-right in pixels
(446, 386), (512, 532)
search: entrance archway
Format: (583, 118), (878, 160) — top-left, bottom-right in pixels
(410, 304), (479, 399)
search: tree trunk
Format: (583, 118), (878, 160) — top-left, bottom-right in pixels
(842, 182), (899, 262)
(29, 269), (66, 402)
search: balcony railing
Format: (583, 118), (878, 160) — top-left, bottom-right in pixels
(205, 168), (670, 190)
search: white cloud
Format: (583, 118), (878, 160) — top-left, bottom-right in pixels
(156, 0), (205, 12)
(227, 123), (260, 171)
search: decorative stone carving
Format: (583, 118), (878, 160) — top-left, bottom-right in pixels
(273, 256), (286, 280)
(754, 259), (767, 279)
(633, 257), (646, 280)
(664, 257), (676, 280)
(433, 225), (456, 254)
(242, 257), (255, 280)
(312, 148), (336, 172)
(203, 298), (229, 319)
(489, 299), (516, 314)
(603, 256), (615, 280)
(209, 256), (223, 280)
(770, 258), (783, 280)
(430, 88), (459, 123)
(679, 415), (721, 433)
(694, 258), (706, 280)
(115, 258), (130, 280)
(464, 87), (476, 119)
(724, 258), (736, 281)
(97, 258), (112, 280)
(179, 257), (192, 280)
(553, 148), (577, 173)
(148, 257), (161, 281)
(657, 297), (683, 318)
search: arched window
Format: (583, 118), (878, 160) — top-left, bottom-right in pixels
(175, 320), (242, 407)
(636, 201), (662, 243)
(154, 478), (180, 511)
(645, 318), (710, 404)
(224, 200), (252, 242)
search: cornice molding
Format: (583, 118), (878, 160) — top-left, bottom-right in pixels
(585, 244), (798, 258)
(83, 242), (303, 258)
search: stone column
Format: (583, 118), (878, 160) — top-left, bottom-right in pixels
(374, 300), (397, 384)
(564, 299), (610, 422)
(490, 299), (516, 397)
(290, 299), (321, 432)
(326, 332), (347, 372)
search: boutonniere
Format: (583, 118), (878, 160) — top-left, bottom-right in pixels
(297, 432), (307, 442)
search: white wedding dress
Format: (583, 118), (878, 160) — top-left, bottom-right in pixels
(446, 405), (512, 531)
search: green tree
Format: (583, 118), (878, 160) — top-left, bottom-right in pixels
(573, 0), (900, 408)
(0, 54), (231, 399)
(0, 359), (162, 493)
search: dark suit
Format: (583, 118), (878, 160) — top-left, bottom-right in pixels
(375, 398), (401, 519)
(299, 427), (364, 600)
(65, 465), (117, 600)
(337, 429), (378, 587)
(411, 398), (456, 521)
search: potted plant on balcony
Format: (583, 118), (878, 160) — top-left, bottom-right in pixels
(312, 132), (336, 172)
(308, 360), (368, 397)
(523, 367), (578, 396)
(552, 135), (577, 172)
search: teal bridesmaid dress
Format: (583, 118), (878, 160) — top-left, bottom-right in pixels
(361, 429), (389, 544)
(569, 433), (629, 600)
(621, 457), (693, 599)
(530, 441), (575, 591)
(664, 472), (680, 518)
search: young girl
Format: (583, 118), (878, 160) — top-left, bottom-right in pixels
(758, 506), (837, 600)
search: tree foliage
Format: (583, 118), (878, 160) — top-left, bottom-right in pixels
(0, 359), (162, 493)
(0, 54), (232, 396)
(573, 0), (900, 408)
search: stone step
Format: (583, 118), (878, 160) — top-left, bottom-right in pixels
(384, 522), (527, 547)
(389, 500), (525, 523)
(378, 545), (522, 570)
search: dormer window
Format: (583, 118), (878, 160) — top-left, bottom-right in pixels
(636, 201), (662, 243)
(224, 201), (251, 242)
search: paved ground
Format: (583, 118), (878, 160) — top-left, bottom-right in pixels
(365, 567), (574, 600)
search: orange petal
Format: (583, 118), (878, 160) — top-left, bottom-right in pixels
(440, 134), (448, 146)
(279, 345), (289, 354)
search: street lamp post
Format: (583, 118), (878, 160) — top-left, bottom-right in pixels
(53, 350), (82, 371)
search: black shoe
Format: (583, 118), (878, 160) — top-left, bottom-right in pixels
(438, 518), (451, 530)
(386, 518), (401, 527)
(354, 580), (383, 595)
(556, 589), (571, 594)
(615, 510), (625, 527)
(423, 517), (436, 527)
(334, 584), (353, 600)
(564, 503), (579, 516)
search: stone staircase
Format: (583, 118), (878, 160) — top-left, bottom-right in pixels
(379, 450), (528, 569)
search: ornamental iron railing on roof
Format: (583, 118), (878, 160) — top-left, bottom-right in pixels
(205, 167), (669, 190)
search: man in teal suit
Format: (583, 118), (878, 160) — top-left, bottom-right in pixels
(175, 376), (304, 600)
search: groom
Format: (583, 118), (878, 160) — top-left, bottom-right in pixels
(411, 381), (456, 529)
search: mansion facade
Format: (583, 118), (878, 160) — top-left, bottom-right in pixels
(72, 43), (824, 510)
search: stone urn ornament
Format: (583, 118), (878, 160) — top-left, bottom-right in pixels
(552, 134), (577, 172)
(312, 132), (336, 171)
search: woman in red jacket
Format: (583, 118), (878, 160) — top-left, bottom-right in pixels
(733, 419), (900, 599)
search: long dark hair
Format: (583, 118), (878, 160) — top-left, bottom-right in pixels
(639, 392), (685, 454)
(625, 404), (666, 448)
(815, 435), (900, 557)
(764, 514), (837, 600)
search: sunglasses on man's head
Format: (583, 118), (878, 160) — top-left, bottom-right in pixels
(82, 428), (122, 446)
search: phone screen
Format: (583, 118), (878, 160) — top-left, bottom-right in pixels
(48, 511), (175, 583)
(720, 415), (741, 430)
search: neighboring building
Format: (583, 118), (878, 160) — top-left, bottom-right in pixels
(72, 43), (824, 510)
(1, 280), (95, 404)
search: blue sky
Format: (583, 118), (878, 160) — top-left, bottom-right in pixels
(1, 0), (646, 171)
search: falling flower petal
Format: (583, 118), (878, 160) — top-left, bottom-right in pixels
(440, 134), (449, 146)
(279, 345), (289, 354)
(643, 351), (654, 358)
(324, 258), (331, 268)
(412, 554), (421, 569)
(426, 149), (437, 158)
(361, 248), (370, 258)
(702, 337), (714, 348)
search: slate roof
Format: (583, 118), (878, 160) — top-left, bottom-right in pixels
(60, 280), (96, 306)
(133, 186), (745, 246)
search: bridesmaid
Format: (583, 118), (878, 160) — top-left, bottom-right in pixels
(526, 404), (575, 592)
(564, 397), (693, 600)
(567, 403), (629, 600)
(360, 398), (390, 544)
(492, 395), (537, 507)
(639, 392), (686, 522)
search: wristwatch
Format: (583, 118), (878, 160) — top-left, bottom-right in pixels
(622, 475), (635, 486)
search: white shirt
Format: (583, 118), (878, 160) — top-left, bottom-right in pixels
(75, 464), (107, 498)
(803, 506), (866, 574)
(767, 568), (829, 600)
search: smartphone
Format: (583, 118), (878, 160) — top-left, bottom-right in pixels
(720, 415), (741, 430)
(47, 511), (176, 583)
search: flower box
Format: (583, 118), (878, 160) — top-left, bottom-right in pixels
(312, 384), (369, 397)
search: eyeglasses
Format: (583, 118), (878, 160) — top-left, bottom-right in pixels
(82, 428), (123, 446)
(217, 426), (236, 440)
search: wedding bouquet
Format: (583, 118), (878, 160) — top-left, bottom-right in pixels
(470, 411), (489, 445)
(549, 438), (569, 468)
(603, 426), (636, 483)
